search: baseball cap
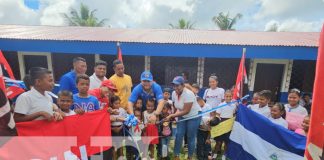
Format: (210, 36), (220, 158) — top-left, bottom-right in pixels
(101, 80), (117, 92)
(140, 71), (153, 81)
(171, 76), (185, 85)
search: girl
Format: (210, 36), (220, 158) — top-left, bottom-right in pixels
(143, 98), (159, 159)
(159, 103), (172, 160)
(295, 115), (310, 136)
(285, 89), (308, 131)
(268, 103), (288, 128)
(203, 75), (225, 109)
(214, 90), (236, 160)
(285, 89), (308, 116)
(135, 98), (143, 111)
(127, 109), (144, 160)
(110, 95), (127, 160)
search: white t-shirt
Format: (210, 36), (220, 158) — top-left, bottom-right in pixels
(284, 104), (308, 116)
(250, 104), (271, 118)
(200, 103), (212, 126)
(269, 117), (288, 129)
(89, 73), (107, 90)
(143, 110), (155, 124)
(203, 87), (225, 108)
(111, 108), (127, 126)
(64, 110), (76, 116)
(14, 88), (54, 120)
(216, 102), (237, 118)
(172, 88), (201, 118)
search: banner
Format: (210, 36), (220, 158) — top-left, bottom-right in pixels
(0, 110), (112, 160)
(210, 117), (235, 138)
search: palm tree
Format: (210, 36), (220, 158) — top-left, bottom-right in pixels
(62, 3), (107, 27)
(212, 12), (242, 30)
(169, 19), (195, 29)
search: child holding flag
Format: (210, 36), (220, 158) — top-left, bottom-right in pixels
(214, 90), (237, 160)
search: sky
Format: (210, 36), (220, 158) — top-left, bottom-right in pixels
(0, 0), (323, 32)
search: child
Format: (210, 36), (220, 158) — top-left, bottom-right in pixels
(127, 109), (145, 160)
(143, 98), (159, 159)
(159, 103), (172, 160)
(285, 89), (308, 131)
(88, 79), (117, 109)
(110, 95), (127, 160)
(163, 88), (173, 106)
(203, 75), (225, 108)
(285, 89), (308, 116)
(57, 90), (75, 116)
(71, 74), (100, 114)
(191, 83), (200, 96)
(135, 98), (143, 111)
(214, 90), (237, 160)
(196, 97), (212, 160)
(14, 67), (63, 122)
(295, 115), (310, 136)
(268, 103), (288, 128)
(250, 90), (271, 118)
(247, 92), (260, 109)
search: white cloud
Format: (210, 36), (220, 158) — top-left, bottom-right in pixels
(264, 19), (323, 32)
(0, 0), (39, 25)
(0, 0), (323, 32)
(39, 0), (75, 26)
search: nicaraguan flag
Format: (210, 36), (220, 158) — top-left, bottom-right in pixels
(227, 105), (306, 160)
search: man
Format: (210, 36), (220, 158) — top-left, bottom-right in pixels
(128, 71), (164, 122)
(109, 59), (132, 110)
(89, 79), (117, 109)
(59, 57), (87, 94)
(89, 60), (108, 90)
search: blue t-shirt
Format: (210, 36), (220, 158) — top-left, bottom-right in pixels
(129, 82), (164, 111)
(71, 94), (100, 112)
(59, 71), (78, 94)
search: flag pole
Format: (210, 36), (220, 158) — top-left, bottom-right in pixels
(240, 48), (246, 98)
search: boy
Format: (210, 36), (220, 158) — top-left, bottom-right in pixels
(57, 90), (75, 116)
(14, 67), (63, 122)
(250, 90), (271, 118)
(71, 74), (100, 114)
(196, 97), (212, 160)
(192, 83), (200, 96)
(247, 92), (260, 109)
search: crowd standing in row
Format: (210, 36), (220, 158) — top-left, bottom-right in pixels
(9, 57), (311, 160)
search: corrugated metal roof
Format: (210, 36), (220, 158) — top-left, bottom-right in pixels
(0, 25), (319, 47)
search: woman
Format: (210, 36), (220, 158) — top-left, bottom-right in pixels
(165, 76), (201, 160)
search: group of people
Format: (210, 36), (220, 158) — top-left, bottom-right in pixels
(1, 56), (312, 160)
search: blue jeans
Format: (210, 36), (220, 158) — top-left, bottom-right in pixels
(174, 116), (201, 157)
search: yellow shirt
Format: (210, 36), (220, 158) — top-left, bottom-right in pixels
(109, 74), (133, 109)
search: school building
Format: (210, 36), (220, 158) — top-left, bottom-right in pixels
(0, 25), (319, 102)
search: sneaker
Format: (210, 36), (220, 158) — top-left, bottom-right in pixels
(221, 155), (226, 160)
(212, 153), (217, 159)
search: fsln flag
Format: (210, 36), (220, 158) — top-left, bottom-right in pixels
(233, 49), (248, 100)
(227, 105), (306, 160)
(0, 110), (112, 159)
(117, 42), (123, 62)
(305, 24), (324, 160)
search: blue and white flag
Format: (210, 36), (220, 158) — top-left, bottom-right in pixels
(227, 105), (306, 160)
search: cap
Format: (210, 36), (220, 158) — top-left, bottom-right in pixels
(140, 71), (153, 81)
(171, 76), (185, 85)
(101, 80), (117, 92)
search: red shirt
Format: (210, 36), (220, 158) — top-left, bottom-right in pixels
(88, 88), (109, 109)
